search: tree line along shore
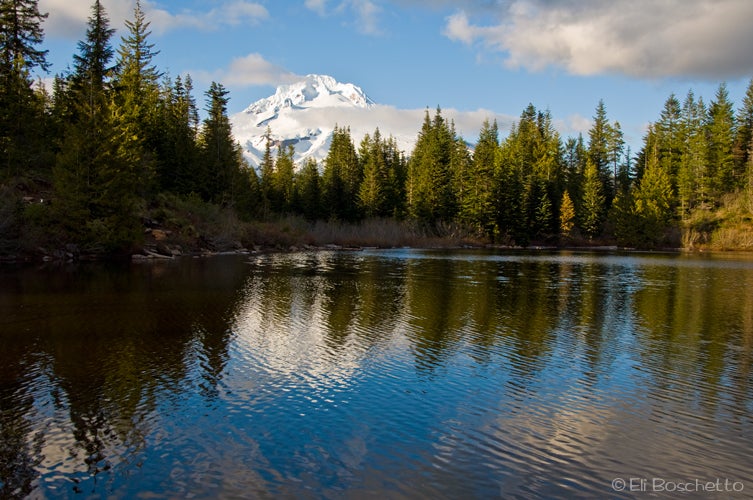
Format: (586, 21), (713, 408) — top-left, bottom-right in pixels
(2, 1), (753, 262)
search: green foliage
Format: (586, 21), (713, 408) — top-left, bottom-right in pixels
(3, 3), (753, 256)
(273, 144), (295, 213)
(559, 190), (576, 239)
(406, 108), (461, 224)
(579, 158), (605, 238)
(323, 125), (361, 221)
(707, 83), (737, 196)
(457, 119), (498, 239)
(294, 158), (322, 221)
(0, 0), (50, 179)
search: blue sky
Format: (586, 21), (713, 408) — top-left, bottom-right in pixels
(37, 0), (753, 151)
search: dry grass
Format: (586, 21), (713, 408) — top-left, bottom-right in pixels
(682, 191), (753, 251)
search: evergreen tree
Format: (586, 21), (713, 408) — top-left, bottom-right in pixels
(0, 0), (49, 177)
(113, 0), (160, 196)
(258, 127), (275, 216)
(678, 90), (709, 214)
(198, 81), (244, 205)
(496, 122), (526, 243)
(735, 78), (753, 176)
(563, 134), (587, 216)
(579, 158), (605, 238)
(273, 144), (295, 213)
(655, 94), (683, 183)
(633, 145), (674, 247)
(322, 125), (360, 221)
(384, 135), (407, 218)
(359, 130), (389, 217)
(707, 83), (737, 196)
(53, 0), (142, 251)
(588, 100), (614, 203)
(458, 119), (498, 238)
(607, 120), (626, 186)
(406, 108), (459, 224)
(154, 74), (199, 194)
(294, 158), (321, 220)
(559, 190), (576, 239)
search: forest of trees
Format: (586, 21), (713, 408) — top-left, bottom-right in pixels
(2, 0), (753, 257)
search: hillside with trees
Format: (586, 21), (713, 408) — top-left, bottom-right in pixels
(2, 0), (753, 260)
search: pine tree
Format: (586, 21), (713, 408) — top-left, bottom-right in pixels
(273, 144), (295, 213)
(563, 134), (587, 215)
(53, 0), (141, 251)
(359, 130), (388, 217)
(294, 158), (321, 220)
(322, 125), (360, 221)
(458, 119), (498, 238)
(655, 94), (682, 183)
(579, 158), (605, 239)
(198, 81), (243, 204)
(735, 78), (753, 176)
(678, 90), (708, 214)
(559, 190), (576, 239)
(406, 108), (460, 224)
(258, 127), (275, 216)
(0, 0), (49, 178)
(154, 74), (199, 194)
(113, 0), (160, 196)
(588, 100), (613, 203)
(633, 145), (674, 247)
(496, 122), (525, 243)
(707, 83), (737, 196)
(384, 135), (407, 218)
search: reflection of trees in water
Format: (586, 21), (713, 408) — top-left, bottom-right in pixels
(0, 257), (251, 496)
(633, 261), (753, 416)
(0, 350), (43, 499)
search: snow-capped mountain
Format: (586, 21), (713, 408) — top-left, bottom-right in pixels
(231, 74), (378, 168)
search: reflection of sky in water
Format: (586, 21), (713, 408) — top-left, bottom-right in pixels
(2, 250), (753, 498)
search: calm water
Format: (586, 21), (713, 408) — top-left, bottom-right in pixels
(1, 249), (753, 499)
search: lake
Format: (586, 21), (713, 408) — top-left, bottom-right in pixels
(1, 249), (752, 498)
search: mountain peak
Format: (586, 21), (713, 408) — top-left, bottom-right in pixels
(232, 74), (377, 168)
(242, 74), (374, 120)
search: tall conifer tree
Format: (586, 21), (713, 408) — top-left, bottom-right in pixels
(0, 0), (49, 177)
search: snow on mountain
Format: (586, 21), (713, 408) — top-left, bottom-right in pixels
(231, 74), (373, 168)
(230, 74), (513, 170)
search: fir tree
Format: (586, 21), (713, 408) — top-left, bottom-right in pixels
(273, 144), (295, 213)
(54, 0), (142, 251)
(198, 81), (244, 206)
(559, 190), (576, 239)
(678, 90), (708, 214)
(735, 78), (753, 175)
(0, 0), (49, 177)
(154, 74), (199, 194)
(258, 127), (275, 216)
(633, 146), (674, 247)
(458, 119), (498, 238)
(588, 100), (614, 204)
(295, 158), (321, 220)
(579, 158), (605, 239)
(113, 0), (160, 196)
(406, 108), (460, 224)
(359, 130), (388, 217)
(707, 83), (737, 196)
(322, 125), (360, 221)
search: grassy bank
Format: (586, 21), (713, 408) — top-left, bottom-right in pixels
(7, 179), (753, 262)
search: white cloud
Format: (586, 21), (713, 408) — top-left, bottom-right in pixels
(263, 104), (516, 148)
(305, 0), (384, 35)
(39, 0), (269, 38)
(211, 53), (302, 87)
(441, 0), (753, 79)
